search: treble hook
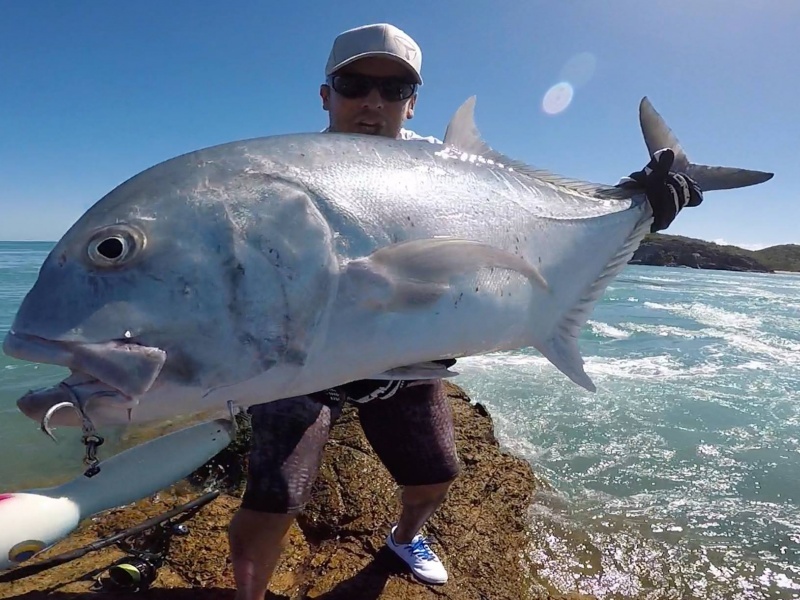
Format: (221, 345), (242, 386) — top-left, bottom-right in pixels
(38, 383), (105, 477)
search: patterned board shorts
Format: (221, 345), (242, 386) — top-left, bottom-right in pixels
(241, 379), (460, 513)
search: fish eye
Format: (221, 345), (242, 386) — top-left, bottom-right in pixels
(97, 237), (125, 260)
(86, 225), (144, 268)
(9, 539), (46, 563)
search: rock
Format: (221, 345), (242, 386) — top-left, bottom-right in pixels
(630, 234), (773, 272)
(0, 382), (592, 600)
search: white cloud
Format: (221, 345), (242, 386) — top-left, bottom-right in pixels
(712, 238), (768, 251)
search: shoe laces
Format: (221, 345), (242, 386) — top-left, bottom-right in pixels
(407, 535), (437, 561)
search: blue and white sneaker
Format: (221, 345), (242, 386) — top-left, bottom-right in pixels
(385, 525), (448, 585)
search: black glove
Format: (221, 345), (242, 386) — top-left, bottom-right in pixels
(617, 148), (704, 233)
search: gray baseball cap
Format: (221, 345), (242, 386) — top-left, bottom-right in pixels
(325, 23), (423, 84)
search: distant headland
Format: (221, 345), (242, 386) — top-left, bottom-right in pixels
(630, 234), (800, 273)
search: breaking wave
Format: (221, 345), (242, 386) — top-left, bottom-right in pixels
(457, 266), (800, 599)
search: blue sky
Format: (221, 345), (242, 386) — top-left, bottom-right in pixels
(1, 1), (797, 247)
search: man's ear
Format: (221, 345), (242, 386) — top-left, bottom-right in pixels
(405, 93), (417, 120)
(320, 84), (331, 111)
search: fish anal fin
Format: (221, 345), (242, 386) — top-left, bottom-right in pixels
(539, 208), (653, 393)
(536, 335), (596, 393)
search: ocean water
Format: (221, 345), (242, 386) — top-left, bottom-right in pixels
(1, 241), (799, 599)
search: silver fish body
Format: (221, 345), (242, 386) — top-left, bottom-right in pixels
(3, 97), (773, 429)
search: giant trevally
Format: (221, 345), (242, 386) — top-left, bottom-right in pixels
(3, 97), (773, 433)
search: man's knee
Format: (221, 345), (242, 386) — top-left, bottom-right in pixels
(401, 479), (456, 506)
(228, 507), (297, 552)
(244, 393), (341, 515)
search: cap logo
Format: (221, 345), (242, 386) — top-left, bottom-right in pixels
(392, 35), (418, 62)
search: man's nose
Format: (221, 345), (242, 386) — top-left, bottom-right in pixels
(360, 87), (384, 109)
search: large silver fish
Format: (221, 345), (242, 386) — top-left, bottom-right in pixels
(3, 97), (772, 431)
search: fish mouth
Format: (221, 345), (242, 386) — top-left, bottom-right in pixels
(16, 372), (138, 427)
(3, 331), (166, 397)
(3, 331), (167, 427)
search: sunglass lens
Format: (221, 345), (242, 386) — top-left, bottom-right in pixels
(333, 75), (371, 99)
(379, 80), (415, 101)
(331, 75), (415, 102)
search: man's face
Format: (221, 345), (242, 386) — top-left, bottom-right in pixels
(320, 56), (417, 139)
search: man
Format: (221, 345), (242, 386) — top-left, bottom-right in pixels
(228, 22), (703, 600)
(228, 24), (457, 600)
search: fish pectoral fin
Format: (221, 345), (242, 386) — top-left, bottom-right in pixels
(369, 238), (546, 287)
(369, 359), (460, 380)
(343, 238), (548, 311)
(340, 260), (448, 311)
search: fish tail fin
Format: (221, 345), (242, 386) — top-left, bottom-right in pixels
(638, 97), (774, 191)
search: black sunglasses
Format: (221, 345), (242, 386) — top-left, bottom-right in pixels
(327, 74), (417, 102)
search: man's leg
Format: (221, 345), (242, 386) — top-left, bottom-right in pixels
(393, 480), (453, 544)
(358, 380), (459, 583)
(229, 511), (295, 600)
(228, 392), (342, 600)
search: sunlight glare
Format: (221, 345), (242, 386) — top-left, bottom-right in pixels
(542, 82), (574, 115)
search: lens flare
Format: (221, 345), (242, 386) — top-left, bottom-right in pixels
(560, 52), (597, 88)
(542, 82), (574, 115)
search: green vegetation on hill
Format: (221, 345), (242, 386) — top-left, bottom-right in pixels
(631, 234), (800, 273)
(752, 244), (800, 272)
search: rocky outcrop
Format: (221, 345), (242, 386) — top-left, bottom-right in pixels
(630, 234), (773, 272)
(0, 383), (591, 600)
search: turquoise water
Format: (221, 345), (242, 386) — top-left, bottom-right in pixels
(0, 242), (89, 487)
(1, 241), (799, 598)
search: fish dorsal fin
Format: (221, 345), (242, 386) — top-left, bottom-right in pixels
(443, 96), (493, 155)
(443, 97), (626, 199)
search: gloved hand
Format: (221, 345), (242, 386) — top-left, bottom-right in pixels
(617, 148), (704, 233)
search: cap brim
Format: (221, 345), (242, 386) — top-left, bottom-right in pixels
(326, 51), (423, 85)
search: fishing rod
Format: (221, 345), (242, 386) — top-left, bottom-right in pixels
(0, 490), (219, 585)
